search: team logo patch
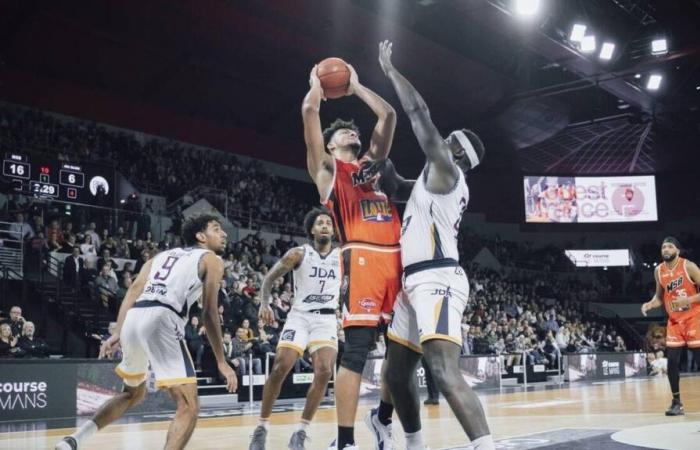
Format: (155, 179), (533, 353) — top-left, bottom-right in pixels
(281, 330), (296, 341)
(359, 298), (377, 310)
(360, 199), (394, 222)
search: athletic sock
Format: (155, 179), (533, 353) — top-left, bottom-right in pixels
(297, 419), (310, 432)
(258, 417), (270, 429)
(405, 430), (425, 449)
(71, 420), (97, 444)
(672, 392), (681, 402)
(471, 434), (495, 450)
(338, 425), (355, 448)
(377, 400), (393, 426)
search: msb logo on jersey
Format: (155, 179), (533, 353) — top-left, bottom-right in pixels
(360, 199), (393, 222)
(667, 276), (684, 293)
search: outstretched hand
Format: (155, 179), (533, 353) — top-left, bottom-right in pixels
(309, 65), (326, 100)
(378, 40), (394, 75)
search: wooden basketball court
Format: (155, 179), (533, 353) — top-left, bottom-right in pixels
(2, 375), (699, 450)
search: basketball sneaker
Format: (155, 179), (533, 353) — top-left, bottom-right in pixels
(249, 425), (268, 450)
(364, 407), (394, 450)
(288, 429), (309, 450)
(55, 437), (78, 450)
(327, 439), (359, 450)
(665, 400), (684, 416)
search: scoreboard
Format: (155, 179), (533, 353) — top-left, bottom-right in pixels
(2, 153), (115, 206)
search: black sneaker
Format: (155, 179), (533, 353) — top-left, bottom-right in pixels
(423, 398), (439, 405)
(665, 401), (684, 416)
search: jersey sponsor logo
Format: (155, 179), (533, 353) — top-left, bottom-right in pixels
(666, 276), (684, 293)
(309, 266), (337, 279)
(360, 199), (393, 222)
(359, 298), (377, 310)
(431, 288), (452, 297)
(281, 329), (296, 341)
(144, 283), (168, 296)
(301, 294), (335, 304)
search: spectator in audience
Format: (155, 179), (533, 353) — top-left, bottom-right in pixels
(185, 316), (205, 369)
(614, 336), (627, 352)
(85, 222), (101, 250)
(239, 318), (255, 341)
(62, 246), (84, 287)
(648, 350), (668, 376)
(232, 327), (262, 376)
(46, 220), (63, 252)
(80, 233), (97, 256)
(94, 264), (118, 309)
(18, 321), (49, 358)
(8, 306), (25, 338)
(115, 237), (131, 259)
(82, 258), (99, 287)
(117, 271), (133, 303)
(100, 235), (117, 255)
(97, 249), (116, 274)
(0, 323), (22, 357)
(9, 212), (35, 242)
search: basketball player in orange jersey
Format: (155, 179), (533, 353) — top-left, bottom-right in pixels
(641, 237), (700, 415)
(303, 63), (400, 450)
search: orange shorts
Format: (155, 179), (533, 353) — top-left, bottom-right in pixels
(339, 242), (402, 328)
(666, 315), (700, 348)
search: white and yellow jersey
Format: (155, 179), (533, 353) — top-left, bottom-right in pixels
(138, 247), (212, 317)
(400, 166), (469, 268)
(292, 244), (341, 312)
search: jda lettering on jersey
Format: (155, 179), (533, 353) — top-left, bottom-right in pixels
(139, 247), (212, 317)
(292, 244), (341, 311)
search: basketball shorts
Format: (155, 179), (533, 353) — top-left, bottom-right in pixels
(388, 259), (469, 353)
(115, 304), (196, 388)
(666, 314), (700, 348)
(277, 309), (339, 356)
(340, 242), (402, 327)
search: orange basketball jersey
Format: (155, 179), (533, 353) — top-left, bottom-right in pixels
(658, 257), (700, 322)
(323, 157), (401, 246)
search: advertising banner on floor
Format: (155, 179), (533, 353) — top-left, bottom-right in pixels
(360, 355), (500, 398)
(566, 352), (635, 382)
(0, 362), (76, 421)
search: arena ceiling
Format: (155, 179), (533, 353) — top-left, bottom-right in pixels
(1, 0), (699, 176)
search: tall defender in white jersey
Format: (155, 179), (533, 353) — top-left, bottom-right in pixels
(57, 215), (236, 450)
(250, 208), (340, 450)
(377, 40), (494, 450)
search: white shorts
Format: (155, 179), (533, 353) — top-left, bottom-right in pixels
(388, 264), (469, 353)
(277, 310), (339, 356)
(115, 305), (196, 389)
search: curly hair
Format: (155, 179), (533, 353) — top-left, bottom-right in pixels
(303, 207), (333, 240)
(322, 118), (360, 149)
(182, 214), (221, 246)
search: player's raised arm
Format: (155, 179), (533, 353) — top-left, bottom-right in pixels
(642, 266), (664, 316)
(378, 40), (457, 191)
(302, 66), (334, 199)
(346, 65), (396, 161)
(361, 158), (415, 203)
(200, 252), (237, 392)
(102, 258), (153, 355)
(258, 247), (305, 325)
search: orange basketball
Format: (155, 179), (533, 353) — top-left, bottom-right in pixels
(317, 57), (351, 99)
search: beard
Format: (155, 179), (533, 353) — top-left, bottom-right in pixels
(662, 252), (677, 262)
(317, 235), (331, 246)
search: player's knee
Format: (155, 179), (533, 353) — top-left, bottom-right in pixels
(270, 360), (291, 380)
(340, 327), (375, 374)
(313, 361), (333, 382)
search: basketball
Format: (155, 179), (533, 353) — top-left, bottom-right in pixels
(317, 57), (351, 99)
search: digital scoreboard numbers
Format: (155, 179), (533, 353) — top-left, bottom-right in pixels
(2, 153), (114, 206)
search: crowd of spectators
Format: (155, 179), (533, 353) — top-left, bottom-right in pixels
(0, 104), (314, 232)
(459, 264), (626, 370)
(0, 305), (49, 358)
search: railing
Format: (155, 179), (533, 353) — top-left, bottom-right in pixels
(0, 222), (24, 278)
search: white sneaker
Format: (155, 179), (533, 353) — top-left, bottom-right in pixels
(364, 407), (393, 450)
(327, 440), (359, 450)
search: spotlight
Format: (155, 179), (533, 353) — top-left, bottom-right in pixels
(580, 35), (596, 53)
(634, 73), (642, 79)
(515, 0), (540, 16)
(647, 74), (662, 90)
(599, 42), (615, 60)
(651, 38), (668, 55)
(570, 24), (587, 42)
